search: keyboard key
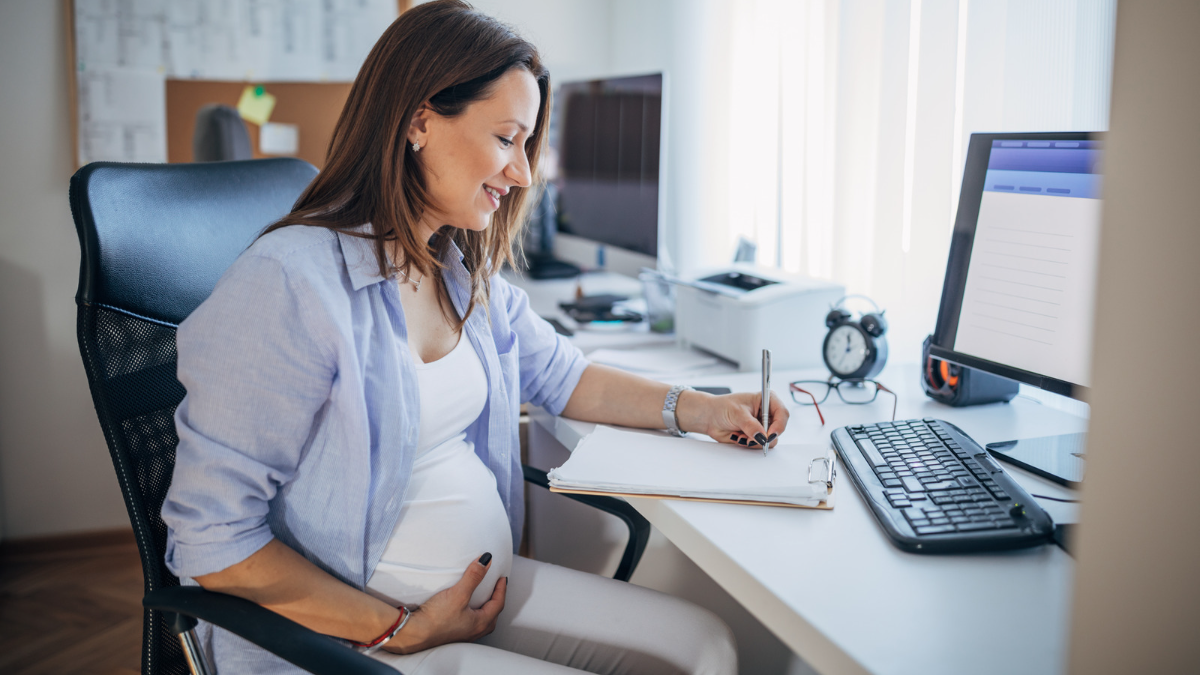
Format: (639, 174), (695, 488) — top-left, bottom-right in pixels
(931, 517), (951, 525)
(910, 518), (930, 528)
(907, 493), (927, 501)
(956, 521), (997, 532)
(901, 476), (925, 492)
(915, 525), (956, 535)
(883, 479), (903, 488)
(925, 480), (957, 491)
(991, 490), (1010, 501)
(951, 516), (969, 524)
(856, 438), (888, 467)
(992, 518), (1017, 529)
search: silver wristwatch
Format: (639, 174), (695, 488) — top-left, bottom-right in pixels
(662, 384), (692, 437)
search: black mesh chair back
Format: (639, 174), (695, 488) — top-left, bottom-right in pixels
(69, 159), (318, 675)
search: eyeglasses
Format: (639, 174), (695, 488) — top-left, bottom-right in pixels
(788, 379), (897, 425)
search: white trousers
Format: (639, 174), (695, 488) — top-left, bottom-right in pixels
(372, 556), (738, 675)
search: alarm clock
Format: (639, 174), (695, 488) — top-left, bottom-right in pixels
(822, 295), (888, 379)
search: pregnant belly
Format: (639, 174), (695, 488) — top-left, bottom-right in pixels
(366, 441), (513, 610)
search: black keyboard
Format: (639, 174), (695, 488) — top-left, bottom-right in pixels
(832, 419), (1054, 553)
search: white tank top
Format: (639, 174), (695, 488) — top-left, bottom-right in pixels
(365, 333), (513, 609)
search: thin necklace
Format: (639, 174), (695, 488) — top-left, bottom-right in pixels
(397, 268), (422, 292)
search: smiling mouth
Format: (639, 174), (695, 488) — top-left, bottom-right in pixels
(484, 186), (502, 201)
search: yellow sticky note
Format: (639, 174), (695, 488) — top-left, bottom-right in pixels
(236, 85), (276, 126)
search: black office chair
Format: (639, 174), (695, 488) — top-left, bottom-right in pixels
(69, 158), (651, 675)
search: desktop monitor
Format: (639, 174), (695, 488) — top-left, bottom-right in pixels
(549, 73), (665, 272)
(930, 131), (1102, 485)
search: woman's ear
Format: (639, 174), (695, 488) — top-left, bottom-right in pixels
(408, 103), (431, 146)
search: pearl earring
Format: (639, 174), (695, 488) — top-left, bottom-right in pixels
(412, 141), (420, 152)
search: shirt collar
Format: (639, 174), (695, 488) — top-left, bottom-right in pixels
(336, 224), (467, 292)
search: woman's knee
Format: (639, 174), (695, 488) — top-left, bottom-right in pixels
(687, 605), (738, 675)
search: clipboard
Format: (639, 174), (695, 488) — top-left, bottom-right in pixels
(547, 426), (838, 510)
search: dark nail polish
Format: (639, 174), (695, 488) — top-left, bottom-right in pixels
(768, 433), (777, 442)
(738, 437), (748, 445)
(478, 552), (492, 566)
(748, 441), (758, 448)
(755, 433), (768, 445)
(730, 434), (738, 441)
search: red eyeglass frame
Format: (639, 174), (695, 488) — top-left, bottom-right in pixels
(788, 380), (897, 425)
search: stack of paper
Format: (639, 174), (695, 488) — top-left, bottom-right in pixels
(548, 426), (835, 508)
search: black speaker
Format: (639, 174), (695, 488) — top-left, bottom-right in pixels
(921, 335), (1019, 407)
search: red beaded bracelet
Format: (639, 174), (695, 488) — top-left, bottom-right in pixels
(350, 606), (411, 652)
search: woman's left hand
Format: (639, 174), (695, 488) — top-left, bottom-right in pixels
(677, 390), (790, 449)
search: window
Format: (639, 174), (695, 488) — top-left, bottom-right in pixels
(728, 0), (1117, 357)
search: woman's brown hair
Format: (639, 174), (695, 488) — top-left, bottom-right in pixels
(263, 0), (550, 329)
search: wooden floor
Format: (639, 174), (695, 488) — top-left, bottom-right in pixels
(0, 529), (143, 675)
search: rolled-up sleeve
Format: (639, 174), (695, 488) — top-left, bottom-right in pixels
(163, 252), (336, 579)
(500, 277), (589, 416)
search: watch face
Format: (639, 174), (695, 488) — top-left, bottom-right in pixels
(825, 324), (871, 377)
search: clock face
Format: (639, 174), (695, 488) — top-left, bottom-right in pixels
(825, 324), (870, 377)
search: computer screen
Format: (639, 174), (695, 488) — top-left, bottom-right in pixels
(931, 132), (1103, 398)
(551, 73), (664, 259)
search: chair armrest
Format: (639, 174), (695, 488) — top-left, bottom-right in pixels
(143, 586), (401, 675)
(521, 464), (651, 582)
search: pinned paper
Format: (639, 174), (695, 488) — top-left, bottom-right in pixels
(260, 122), (299, 155)
(236, 85), (276, 126)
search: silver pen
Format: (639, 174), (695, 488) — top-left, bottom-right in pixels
(761, 349), (771, 456)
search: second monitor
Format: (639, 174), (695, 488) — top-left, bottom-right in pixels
(550, 72), (665, 274)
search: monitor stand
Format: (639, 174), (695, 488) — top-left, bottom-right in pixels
(985, 432), (1086, 489)
(526, 254), (582, 280)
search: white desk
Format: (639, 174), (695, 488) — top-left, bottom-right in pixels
(528, 362), (1083, 675)
(503, 270), (678, 354)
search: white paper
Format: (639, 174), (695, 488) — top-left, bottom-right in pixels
(586, 345), (723, 375)
(548, 426), (834, 506)
(161, 0), (398, 81)
(259, 121), (299, 155)
(75, 0), (168, 70)
(77, 67), (167, 164)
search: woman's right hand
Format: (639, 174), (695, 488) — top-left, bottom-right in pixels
(381, 553), (507, 655)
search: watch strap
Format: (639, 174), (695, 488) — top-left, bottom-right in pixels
(662, 385), (692, 437)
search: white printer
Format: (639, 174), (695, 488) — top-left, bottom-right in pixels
(672, 265), (844, 372)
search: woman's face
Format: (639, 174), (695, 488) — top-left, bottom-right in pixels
(410, 68), (540, 236)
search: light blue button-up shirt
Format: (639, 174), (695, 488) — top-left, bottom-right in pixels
(162, 224), (588, 672)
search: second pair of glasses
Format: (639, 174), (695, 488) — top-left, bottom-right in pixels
(788, 378), (897, 424)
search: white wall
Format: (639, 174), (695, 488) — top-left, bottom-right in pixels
(1067, 1), (1200, 671)
(447, 0), (615, 83)
(0, 0), (131, 539)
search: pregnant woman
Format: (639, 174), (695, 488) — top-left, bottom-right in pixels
(162, 2), (789, 673)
